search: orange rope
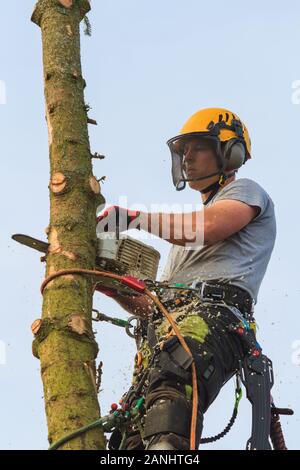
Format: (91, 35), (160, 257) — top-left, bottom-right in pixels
(41, 269), (199, 450)
(40, 268), (125, 294)
(145, 289), (198, 451)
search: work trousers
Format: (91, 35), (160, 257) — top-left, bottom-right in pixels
(113, 293), (247, 450)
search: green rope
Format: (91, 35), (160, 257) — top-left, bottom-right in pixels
(169, 282), (195, 290)
(234, 386), (243, 410)
(49, 398), (145, 450)
(200, 386), (243, 444)
(118, 430), (128, 450)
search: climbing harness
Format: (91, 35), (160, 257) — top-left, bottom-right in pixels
(36, 268), (292, 450)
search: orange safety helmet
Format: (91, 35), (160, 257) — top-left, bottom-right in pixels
(167, 107), (251, 191)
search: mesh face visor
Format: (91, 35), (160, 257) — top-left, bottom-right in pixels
(167, 133), (223, 191)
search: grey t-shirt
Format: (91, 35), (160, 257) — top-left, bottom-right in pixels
(159, 178), (276, 304)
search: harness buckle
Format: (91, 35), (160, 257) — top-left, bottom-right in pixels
(198, 281), (225, 302)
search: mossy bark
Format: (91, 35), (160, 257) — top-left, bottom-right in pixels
(31, 0), (106, 450)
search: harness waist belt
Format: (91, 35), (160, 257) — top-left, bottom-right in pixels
(193, 281), (254, 317)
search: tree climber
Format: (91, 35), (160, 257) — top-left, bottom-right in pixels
(96, 107), (277, 450)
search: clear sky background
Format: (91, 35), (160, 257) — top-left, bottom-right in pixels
(1, 0), (299, 450)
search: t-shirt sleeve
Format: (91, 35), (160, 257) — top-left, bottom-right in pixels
(213, 178), (270, 219)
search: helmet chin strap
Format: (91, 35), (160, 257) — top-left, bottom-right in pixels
(200, 171), (236, 205)
(182, 152), (236, 205)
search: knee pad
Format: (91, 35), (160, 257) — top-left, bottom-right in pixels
(143, 395), (204, 448)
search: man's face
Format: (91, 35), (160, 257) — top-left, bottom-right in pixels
(181, 137), (220, 191)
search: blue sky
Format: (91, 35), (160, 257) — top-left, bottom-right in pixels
(1, 0), (299, 449)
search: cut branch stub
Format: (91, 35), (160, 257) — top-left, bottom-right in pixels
(68, 314), (90, 336)
(50, 172), (68, 195)
(87, 118), (98, 126)
(32, 319), (43, 336)
(91, 152), (105, 160)
(89, 176), (100, 194)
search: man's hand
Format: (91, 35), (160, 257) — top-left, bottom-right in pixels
(96, 205), (141, 233)
(94, 284), (153, 318)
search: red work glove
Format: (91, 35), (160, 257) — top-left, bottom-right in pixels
(94, 285), (119, 297)
(96, 205), (141, 233)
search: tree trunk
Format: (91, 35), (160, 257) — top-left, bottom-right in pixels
(31, 0), (106, 450)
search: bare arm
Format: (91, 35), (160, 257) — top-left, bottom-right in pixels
(138, 200), (259, 247)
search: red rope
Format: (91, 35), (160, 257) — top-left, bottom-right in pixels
(270, 413), (287, 450)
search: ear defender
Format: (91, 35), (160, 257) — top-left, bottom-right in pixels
(222, 139), (246, 171)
